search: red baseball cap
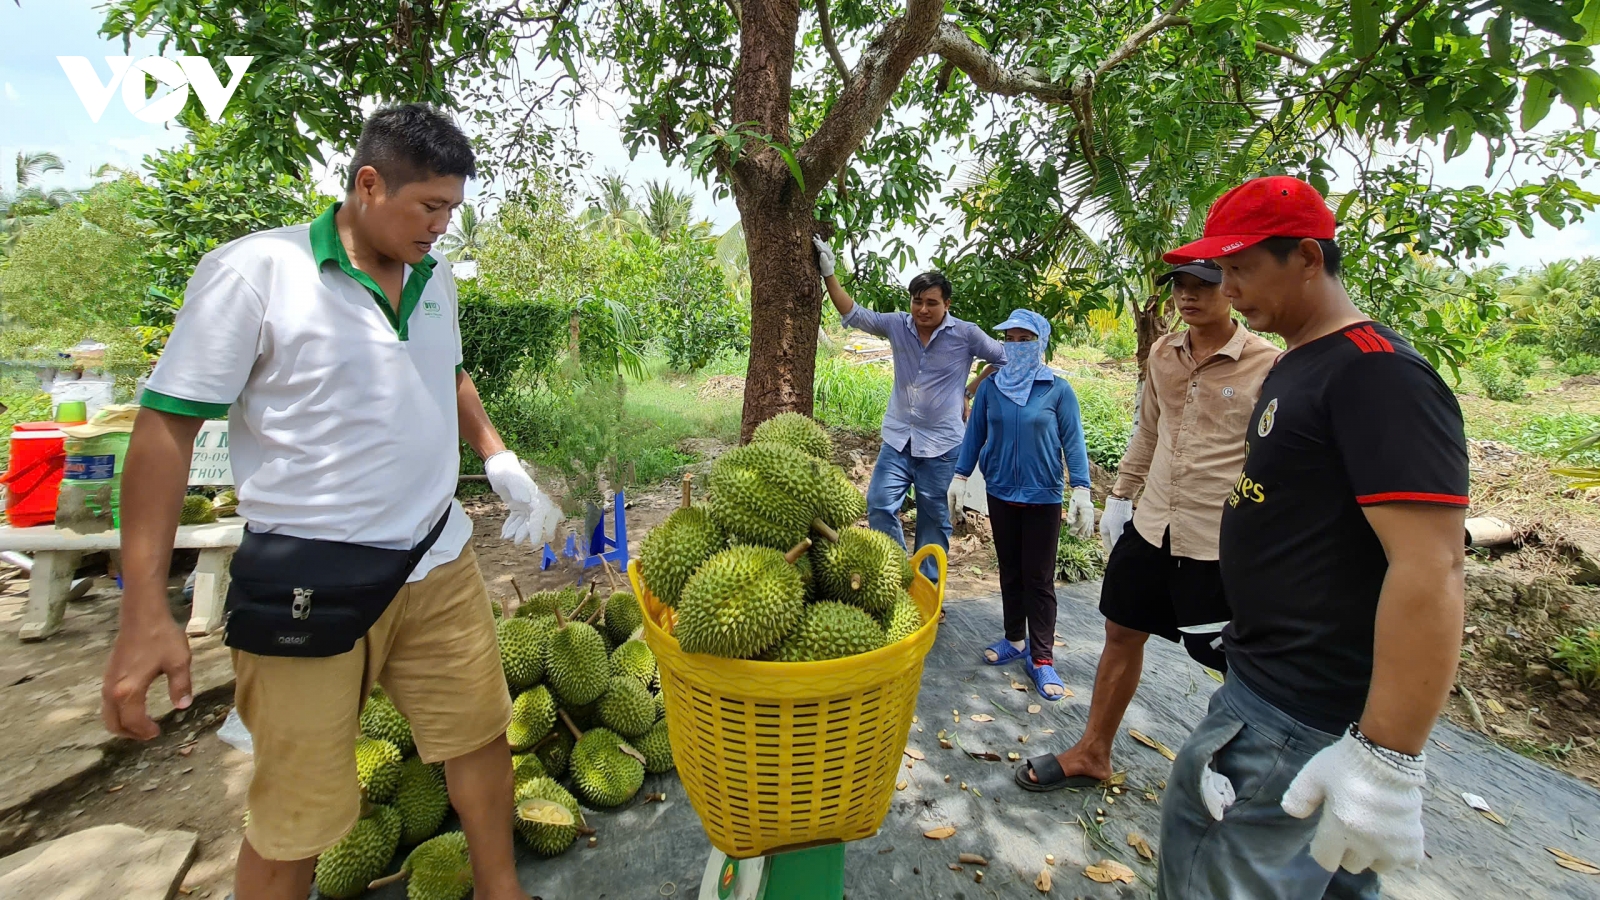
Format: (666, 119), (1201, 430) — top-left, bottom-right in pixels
(1163, 176), (1337, 264)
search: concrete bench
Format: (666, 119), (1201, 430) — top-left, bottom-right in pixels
(0, 521), (244, 641)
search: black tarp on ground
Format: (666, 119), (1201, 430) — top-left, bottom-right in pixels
(368, 584), (1600, 899)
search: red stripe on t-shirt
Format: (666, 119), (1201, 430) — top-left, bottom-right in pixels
(1361, 325), (1395, 353)
(1355, 491), (1470, 507)
(1345, 329), (1380, 353)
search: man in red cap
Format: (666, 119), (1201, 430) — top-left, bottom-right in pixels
(1155, 176), (1468, 899)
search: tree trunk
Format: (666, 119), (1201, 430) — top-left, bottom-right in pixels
(738, 189), (821, 441)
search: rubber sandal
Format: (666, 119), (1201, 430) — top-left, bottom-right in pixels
(1029, 661), (1067, 701)
(983, 639), (1026, 666)
(1015, 754), (1105, 793)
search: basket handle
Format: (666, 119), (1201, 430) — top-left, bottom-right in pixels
(909, 543), (947, 587)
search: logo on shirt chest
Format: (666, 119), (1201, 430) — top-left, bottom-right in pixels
(1257, 397), (1278, 437)
(422, 299), (444, 319)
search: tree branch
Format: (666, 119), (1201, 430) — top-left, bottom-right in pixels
(1082, 0), (1192, 91)
(817, 0), (852, 87)
(1254, 40), (1314, 67)
(924, 22), (1073, 102)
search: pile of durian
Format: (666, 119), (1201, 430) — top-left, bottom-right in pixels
(639, 412), (927, 663)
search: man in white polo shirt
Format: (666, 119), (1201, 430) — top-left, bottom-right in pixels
(101, 105), (552, 900)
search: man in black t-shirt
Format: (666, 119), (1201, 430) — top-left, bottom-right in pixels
(1155, 177), (1468, 900)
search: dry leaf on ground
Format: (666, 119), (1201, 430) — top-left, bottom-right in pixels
(1035, 868), (1052, 891)
(971, 714), (995, 723)
(924, 826), (957, 840)
(896, 781), (908, 791)
(1083, 859), (1137, 884)
(905, 747), (926, 760)
(1128, 728), (1177, 761)
(1103, 771), (1128, 787)
(1462, 792), (1508, 826)
(1127, 832), (1155, 861)
(1010, 677), (1027, 691)
(1027, 704), (1042, 714)
(959, 853), (989, 865)
(1548, 847), (1600, 874)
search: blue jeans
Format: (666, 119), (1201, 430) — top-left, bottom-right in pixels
(865, 441), (957, 582)
(1159, 677), (1380, 900)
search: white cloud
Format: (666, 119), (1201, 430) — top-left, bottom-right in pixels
(3, 83), (18, 104)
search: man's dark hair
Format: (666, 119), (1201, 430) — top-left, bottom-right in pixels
(907, 271), (953, 302)
(1260, 237), (1342, 276)
(346, 104), (476, 193)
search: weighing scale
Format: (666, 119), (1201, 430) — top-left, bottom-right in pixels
(696, 844), (846, 900)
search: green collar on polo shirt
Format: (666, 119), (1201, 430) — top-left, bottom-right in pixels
(310, 203), (437, 341)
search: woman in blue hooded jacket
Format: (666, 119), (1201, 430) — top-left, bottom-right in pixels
(950, 308), (1094, 700)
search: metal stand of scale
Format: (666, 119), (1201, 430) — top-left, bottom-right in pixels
(697, 845), (846, 900)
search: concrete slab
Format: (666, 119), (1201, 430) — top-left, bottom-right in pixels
(0, 823), (198, 900)
(361, 587), (1600, 899)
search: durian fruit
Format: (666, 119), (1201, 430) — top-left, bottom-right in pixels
(357, 736), (404, 803)
(369, 831), (472, 900)
(763, 601), (886, 662)
(490, 599), (504, 620)
(496, 617), (548, 691)
(507, 685), (557, 751)
(511, 751), (547, 782)
(598, 676), (656, 740)
(314, 803), (401, 899)
(882, 591), (925, 644)
(609, 639), (657, 689)
(394, 756), (450, 846)
(655, 690), (667, 723)
(794, 548), (818, 603)
(360, 687), (415, 758)
(604, 590), (645, 645)
(534, 730), (574, 780)
(815, 526), (901, 615)
(707, 442), (826, 550)
(179, 493), (218, 525)
(212, 489), (239, 517)
(545, 611), (611, 707)
(516, 585), (582, 619)
(900, 554), (916, 589)
(570, 726), (646, 809)
(635, 719), (675, 774)
(751, 411), (833, 461)
(816, 465), (867, 529)
(513, 776), (582, 856)
(675, 542), (808, 659)
(639, 475), (725, 607)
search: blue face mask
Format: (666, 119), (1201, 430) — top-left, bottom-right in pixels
(1004, 339), (1042, 368)
(993, 338), (1051, 406)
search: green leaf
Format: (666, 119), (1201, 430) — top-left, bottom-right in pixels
(1335, 191), (1359, 223)
(774, 143), (806, 192)
(1351, 0), (1380, 58)
(1488, 14), (1513, 65)
(1547, 64), (1600, 114)
(1581, 0), (1600, 45)
(1522, 73), (1557, 129)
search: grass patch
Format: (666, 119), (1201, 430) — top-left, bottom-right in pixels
(1498, 413), (1600, 464)
(0, 392), (55, 469)
(1057, 532), (1106, 583)
(1071, 372), (1136, 472)
(814, 355), (892, 434)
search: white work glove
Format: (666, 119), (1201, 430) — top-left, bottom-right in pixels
(1281, 730), (1427, 875)
(947, 476), (967, 525)
(1200, 763), (1236, 821)
(1099, 496), (1133, 554)
(812, 236), (836, 278)
(484, 451), (562, 547)
(1066, 487), (1094, 540)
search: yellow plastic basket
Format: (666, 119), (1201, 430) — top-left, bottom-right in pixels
(627, 544), (946, 859)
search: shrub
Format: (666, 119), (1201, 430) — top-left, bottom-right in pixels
(1552, 628), (1600, 690)
(1056, 532), (1106, 583)
(1469, 355), (1526, 402)
(1505, 413), (1600, 465)
(457, 281), (570, 399)
(1074, 381), (1133, 471)
(1560, 353), (1600, 377)
(814, 356), (892, 433)
(1504, 345), (1541, 377)
(1099, 319), (1137, 361)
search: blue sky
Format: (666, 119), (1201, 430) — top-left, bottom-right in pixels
(5, 0), (1600, 277)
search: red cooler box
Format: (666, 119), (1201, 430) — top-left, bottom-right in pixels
(2, 422), (68, 527)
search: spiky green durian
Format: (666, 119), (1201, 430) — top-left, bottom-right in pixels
(360, 687), (415, 758)
(356, 736), (404, 803)
(882, 591), (924, 644)
(570, 727), (645, 809)
(507, 685), (557, 751)
(313, 804), (401, 899)
(395, 756), (450, 846)
(393, 831), (472, 900)
(816, 465), (867, 529)
(511, 751), (547, 783)
(535, 730), (574, 780)
(179, 493), (217, 525)
(635, 719), (675, 774)
(513, 776), (582, 856)
(639, 478), (725, 607)
(609, 639), (657, 688)
(604, 590), (646, 644)
(751, 411), (833, 461)
(762, 601), (886, 662)
(675, 544), (807, 659)
(815, 526), (901, 614)
(516, 585), (583, 618)
(545, 615), (610, 707)
(598, 676), (657, 740)
(707, 442), (826, 550)
(496, 617), (547, 691)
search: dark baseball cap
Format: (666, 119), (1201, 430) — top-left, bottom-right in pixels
(1155, 260), (1222, 286)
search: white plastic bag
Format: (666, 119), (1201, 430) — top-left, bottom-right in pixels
(217, 707), (253, 755)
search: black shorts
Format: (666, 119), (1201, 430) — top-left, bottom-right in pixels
(1098, 523), (1230, 671)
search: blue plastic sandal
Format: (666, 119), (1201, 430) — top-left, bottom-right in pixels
(1029, 660), (1067, 701)
(983, 639), (1026, 666)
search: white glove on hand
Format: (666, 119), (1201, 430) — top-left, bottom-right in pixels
(1281, 730), (1427, 875)
(1200, 763), (1236, 821)
(1066, 487), (1094, 540)
(1099, 496), (1133, 554)
(812, 236), (836, 278)
(947, 476), (967, 525)
(484, 451), (562, 547)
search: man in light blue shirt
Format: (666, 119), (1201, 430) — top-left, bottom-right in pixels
(814, 238), (1006, 580)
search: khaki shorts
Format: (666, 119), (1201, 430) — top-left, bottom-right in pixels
(234, 545), (512, 861)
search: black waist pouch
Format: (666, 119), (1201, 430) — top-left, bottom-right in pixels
(223, 511), (451, 658)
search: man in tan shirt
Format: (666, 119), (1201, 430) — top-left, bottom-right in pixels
(1019, 259), (1278, 790)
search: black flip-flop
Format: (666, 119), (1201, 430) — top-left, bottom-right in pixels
(1015, 754), (1106, 793)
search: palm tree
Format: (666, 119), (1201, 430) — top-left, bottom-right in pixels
(578, 170), (644, 239)
(713, 222), (751, 300)
(640, 180), (697, 241)
(1, 151), (78, 252)
(437, 202), (483, 261)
